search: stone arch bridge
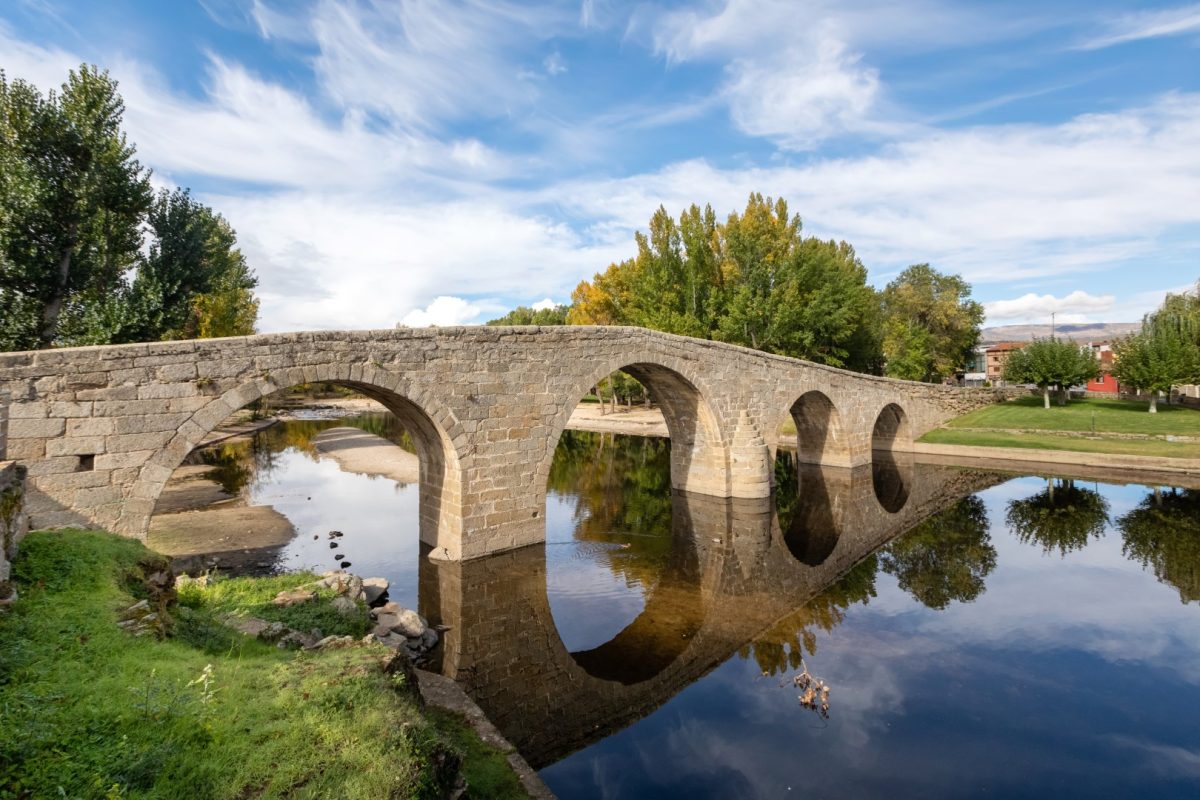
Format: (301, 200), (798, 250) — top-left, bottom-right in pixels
(0, 326), (1004, 559)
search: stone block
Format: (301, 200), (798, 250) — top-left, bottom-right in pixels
(95, 450), (154, 470)
(105, 431), (174, 452)
(8, 417), (65, 439)
(46, 437), (106, 457)
(138, 383), (199, 400)
(67, 417), (116, 437)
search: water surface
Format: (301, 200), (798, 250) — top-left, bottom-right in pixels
(153, 419), (1200, 799)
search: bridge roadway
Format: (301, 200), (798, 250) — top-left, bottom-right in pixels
(0, 326), (1006, 559)
(421, 458), (1006, 767)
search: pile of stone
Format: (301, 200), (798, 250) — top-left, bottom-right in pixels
(117, 598), (166, 637)
(208, 569), (440, 661)
(367, 601), (439, 662)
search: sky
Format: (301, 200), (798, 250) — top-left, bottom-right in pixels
(2, 0), (1198, 332)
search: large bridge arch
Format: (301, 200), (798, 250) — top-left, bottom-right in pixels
(535, 353), (730, 501)
(120, 363), (469, 557)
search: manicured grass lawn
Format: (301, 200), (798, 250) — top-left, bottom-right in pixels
(0, 530), (527, 800)
(943, 396), (1200, 436)
(920, 428), (1200, 459)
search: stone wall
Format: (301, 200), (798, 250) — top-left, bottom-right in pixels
(0, 326), (1009, 559)
(0, 460), (29, 599)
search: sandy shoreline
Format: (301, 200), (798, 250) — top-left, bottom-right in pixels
(312, 426), (420, 483)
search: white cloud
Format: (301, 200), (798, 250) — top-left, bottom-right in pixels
(543, 51), (567, 75)
(984, 291), (1115, 323)
(399, 296), (485, 327)
(531, 298), (559, 311)
(551, 93), (1200, 286)
(1077, 4), (1200, 50)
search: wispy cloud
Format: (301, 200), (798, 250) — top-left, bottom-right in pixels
(1076, 4), (1200, 50)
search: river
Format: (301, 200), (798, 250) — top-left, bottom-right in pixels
(148, 413), (1200, 799)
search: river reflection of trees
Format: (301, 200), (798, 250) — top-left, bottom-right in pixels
(1119, 488), (1200, 603)
(1006, 478), (1109, 556)
(879, 495), (996, 610)
(188, 413), (416, 498)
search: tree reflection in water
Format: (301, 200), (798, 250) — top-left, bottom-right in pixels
(1005, 478), (1109, 556)
(1119, 488), (1200, 603)
(879, 495), (996, 610)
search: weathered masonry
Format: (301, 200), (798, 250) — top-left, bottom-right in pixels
(0, 326), (1007, 560)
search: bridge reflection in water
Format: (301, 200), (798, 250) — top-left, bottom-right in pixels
(417, 458), (1003, 769)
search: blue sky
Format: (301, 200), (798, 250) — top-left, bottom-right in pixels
(3, 0), (1198, 332)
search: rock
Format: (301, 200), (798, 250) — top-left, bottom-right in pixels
(222, 615), (272, 637)
(330, 596), (358, 616)
(418, 628), (439, 650)
(382, 650), (422, 703)
(272, 589), (316, 607)
(308, 635), (355, 650)
(362, 577), (389, 605)
(339, 560), (352, 569)
(372, 621), (397, 638)
(329, 542), (338, 549)
(375, 631), (407, 649)
(391, 608), (427, 638)
(372, 601), (401, 618)
(328, 530), (343, 538)
(258, 621), (290, 643)
(125, 599), (151, 614)
(333, 552), (344, 559)
(277, 630), (317, 650)
(174, 574), (209, 589)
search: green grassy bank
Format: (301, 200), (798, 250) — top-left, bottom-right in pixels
(922, 396), (1200, 459)
(0, 530), (527, 800)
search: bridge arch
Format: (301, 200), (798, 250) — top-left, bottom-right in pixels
(871, 402), (912, 453)
(536, 355), (729, 501)
(119, 365), (467, 556)
(781, 390), (847, 466)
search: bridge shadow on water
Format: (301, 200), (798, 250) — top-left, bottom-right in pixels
(417, 450), (1005, 769)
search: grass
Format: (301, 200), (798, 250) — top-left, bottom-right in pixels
(0, 530), (528, 800)
(943, 396), (1200, 436)
(920, 428), (1200, 459)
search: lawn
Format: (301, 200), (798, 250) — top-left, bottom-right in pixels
(920, 428), (1200, 459)
(919, 396), (1200, 459)
(943, 396), (1200, 436)
(0, 530), (528, 800)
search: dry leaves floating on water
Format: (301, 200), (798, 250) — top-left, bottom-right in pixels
(787, 660), (831, 719)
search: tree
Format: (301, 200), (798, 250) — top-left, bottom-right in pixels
(486, 303), (570, 326)
(117, 189), (258, 342)
(0, 66), (152, 349)
(1118, 488), (1200, 603)
(569, 194), (883, 371)
(880, 265), (983, 382)
(879, 495), (996, 609)
(1005, 479), (1109, 555)
(1002, 338), (1100, 408)
(1112, 324), (1200, 413)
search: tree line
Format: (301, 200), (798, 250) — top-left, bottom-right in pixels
(0, 65), (258, 352)
(491, 194), (984, 383)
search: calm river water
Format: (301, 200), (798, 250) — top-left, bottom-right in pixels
(157, 414), (1200, 799)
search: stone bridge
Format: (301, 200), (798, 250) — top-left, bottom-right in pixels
(421, 459), (1007, 767)
(0, 326), (1005, 559)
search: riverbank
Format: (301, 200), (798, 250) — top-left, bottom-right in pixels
(0, 529), (535, 798)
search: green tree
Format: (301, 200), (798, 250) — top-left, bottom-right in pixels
(1118, 488), (1200, 603)
(1002, 338), (1100, 408)
(880, 264), (984, 382)
(879, 495), (996, 609)
(119, 188), (258, 342)
(1112, 324), (1200, 413)
(0, 66), (152, 349)
(570, 194), (883, 371)
(1005, 478), (1109, 555)
(486, 303), (570, 326)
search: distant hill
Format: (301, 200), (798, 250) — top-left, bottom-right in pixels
(979, 322), (1141, 344)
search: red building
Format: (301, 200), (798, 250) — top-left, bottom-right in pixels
(1084, 343), (1122, 394)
